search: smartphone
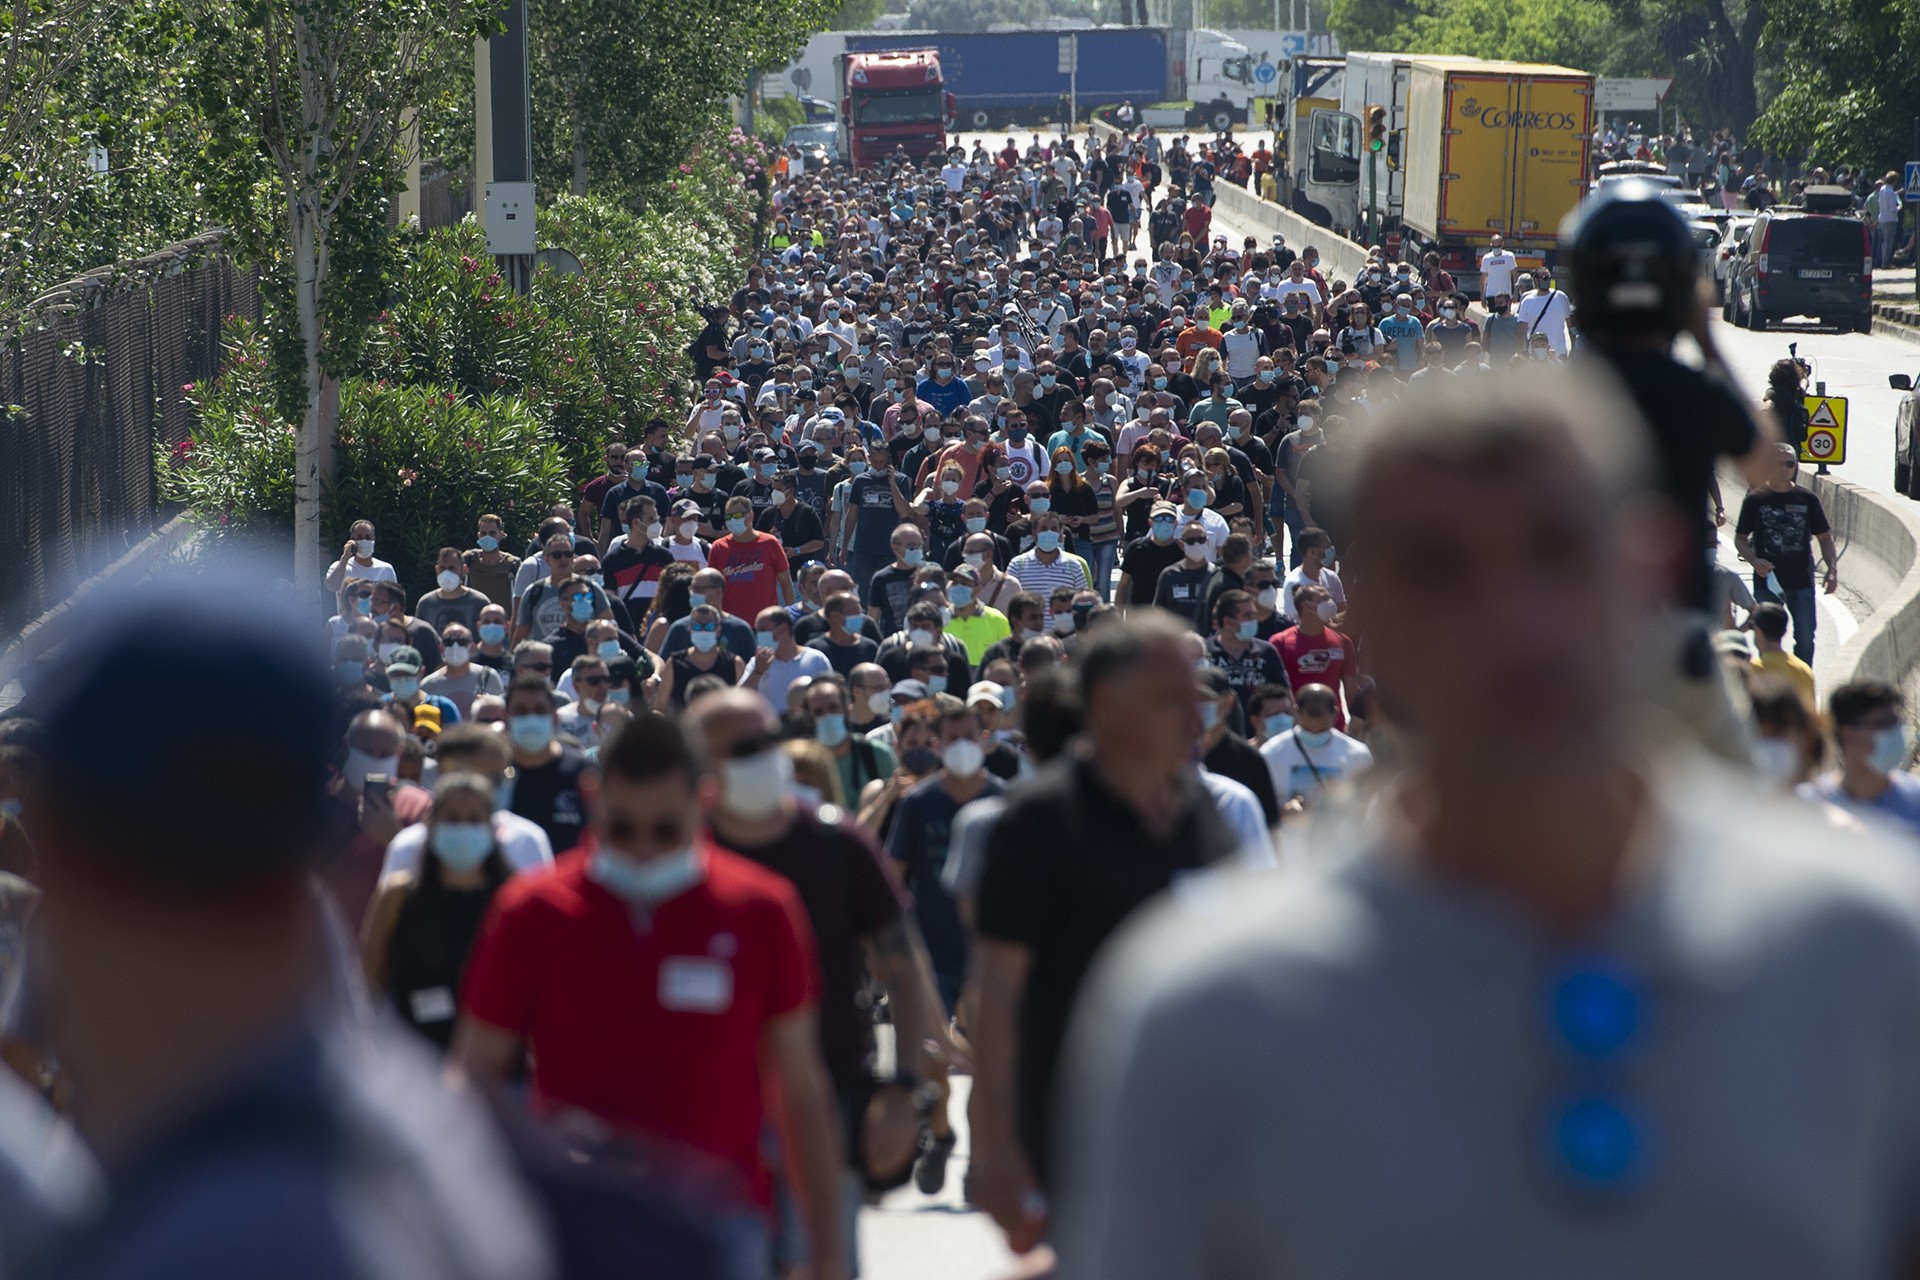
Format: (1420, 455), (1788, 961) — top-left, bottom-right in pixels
(363, 775), (392, 807)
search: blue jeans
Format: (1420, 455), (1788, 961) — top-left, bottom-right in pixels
(1087, 538), (1120, 601)
(1874, 221), (1899, 269)
(1755, 577), (1817, 663)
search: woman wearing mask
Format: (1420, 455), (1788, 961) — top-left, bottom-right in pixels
(1117, 443), (1167, 542)
(1046, 444), (1097, 557)
(361, 773), (514, 1052)
(915, 461), (971, 564)
(855, 700), (941, 841)
(1079, 440), (1123, 602)
(655, 604), (744, 711)
(1337, 304), (1384, 360)
(1426, 294), (1474, 360)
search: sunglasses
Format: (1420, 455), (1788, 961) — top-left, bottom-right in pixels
(578, 674), (610, 687)
(548, 552), (575, 562)
(604, 816), (691, 847)
(722, 734), (776, 760)
(523, 662), (553, 673)
(1543, 958), (1646, 1190)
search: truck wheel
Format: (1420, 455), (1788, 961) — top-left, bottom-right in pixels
(1210, 106), (1235, 131)
(969, 108), (991, 131)
(1749, 299), (1769, 332)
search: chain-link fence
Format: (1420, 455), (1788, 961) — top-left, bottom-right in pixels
(0, 234), (260, 636)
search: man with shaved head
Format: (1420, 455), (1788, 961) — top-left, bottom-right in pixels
(685, 690), (957, 1268)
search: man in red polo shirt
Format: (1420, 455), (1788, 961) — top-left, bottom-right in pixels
(453, 713), (848, 1280)
(708, 494), (795, 623)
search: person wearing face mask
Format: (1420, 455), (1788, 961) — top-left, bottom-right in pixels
(325, 579), (380, 650)
(471, 604), (513, 673)
(661, 497), (711, 567)
(554, 656), (617, 748)
(804, 591), (878, 677)
(753, 468), (827, 566)
(1257, 680), (1373, 806)
(887, 696), (1003, 1016)
(378, 724), (552, 880)
(1246, 682), (1298, 748)
(943, 563), (1012, 666)
(878, 600), (974, 690)
(595, 447), (671, 556)
(1278, 526), (1346, 623)
(846, 663), (897, 740)
(456, 514), (521, 610)
(742, 607), (832, 711)
(709, 495), (797, 627)
(916, 355), (970, 418)
(1194, 667), (1283, 837)
(453, 713), (852, 1280)
(803, 674), (898, 804)
(842, 451), (915, 600)
(1378, 291), (1425, 371)
(382, 645), (462, 728)
(367, 582), (443, 672)
(1008, 512), (1093, 632)
(361, 771), (516, 1052)
(1116, 501), (1186, 607)
(414, 547), (492, 634)
(423, 625), (505, 718)
(1273, 581), (1360, 732)
(865, 524), (928, 639)
(324, 518), (396, 598)
(1804, 681), (1920, 837)
(658, 604), (747, 711)
(1151, 522), (1217, 630)
(499, 674), (593, 854)
(689, 689), (961, 1249)
(324, 708), (434, 924)
(1205, 586), (1288, 717)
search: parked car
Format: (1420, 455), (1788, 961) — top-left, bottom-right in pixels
(1893, 370), (1920, 495)
(1710, 216), (1755, 304)
(784, 123), (839, 167)
(1722, 187), (1872, 333)
(1596, 160), (1682, 190)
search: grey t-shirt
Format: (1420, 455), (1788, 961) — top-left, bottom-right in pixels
(1055, 764), (1920, 1280)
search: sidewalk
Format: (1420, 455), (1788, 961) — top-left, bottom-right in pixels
(1874, 272), (1920, 340)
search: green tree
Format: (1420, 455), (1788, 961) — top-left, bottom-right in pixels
(1750, 0), (1918, 170)
(531, 0), (835, 203)
(188, 0), (495, 594)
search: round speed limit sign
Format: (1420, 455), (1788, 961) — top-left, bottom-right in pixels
(1806, 427), (1839, 460)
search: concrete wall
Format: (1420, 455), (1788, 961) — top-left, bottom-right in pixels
(1811, 474), (1920, 698)
(1089, 117), (1372, 285)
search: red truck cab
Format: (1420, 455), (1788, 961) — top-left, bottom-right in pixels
(838, 48), (956, 169)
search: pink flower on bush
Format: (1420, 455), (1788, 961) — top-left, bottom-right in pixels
(171, 438), (195, 462)
(399, 468), (419, 487)
(461, 256), (479, 273)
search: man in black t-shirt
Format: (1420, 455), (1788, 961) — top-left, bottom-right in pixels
(501, 675), (595, 854)
(969, 613), (1236, 1247)
(1117, 503), (1185, 606)
(1734, 442), (1838, 663)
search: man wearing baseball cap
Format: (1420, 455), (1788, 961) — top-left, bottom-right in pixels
(382, 646), (461, 726)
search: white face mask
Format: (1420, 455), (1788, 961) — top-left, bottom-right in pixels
(719, 750), (794, 819)
(964, 552), (988, 569)
(444, 644), (471, 666)
(1751, 737), (1800, 788)
(647, 521), (664, 540)
(437, 570), (462, 592)
(355, 538), (375, 557)
(868, 691), (892, 717)
(943, 737), (986, 777)
(1315, 599), (1338, 621)
(679, 520), (700, 539)
(343, 747), (398, 793)
(1256, 587), (1278, 610)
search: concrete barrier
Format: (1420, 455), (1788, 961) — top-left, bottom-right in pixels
(1811, 474), (1920, 698)
(1088, 118), (1373, 285)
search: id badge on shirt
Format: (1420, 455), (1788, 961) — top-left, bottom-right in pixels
(409, 986), (457, 1024)
(659, 956), (734, 1014)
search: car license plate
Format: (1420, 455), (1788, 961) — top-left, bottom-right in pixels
(1799, 268), (1833, 279)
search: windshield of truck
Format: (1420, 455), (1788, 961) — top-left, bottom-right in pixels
(854, 90), (943, 126)
(1313, 110), (1358, 160)
(1766, 217), (1865, 261)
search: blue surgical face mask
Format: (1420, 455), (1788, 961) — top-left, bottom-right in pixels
(569, 597), (595, 623)
(965, 516), (988, 533)
(1236, 619), (1258, 641)
(479, 623), (507, 645)
(1154, 376), (1169, 390)
(1028, 496), (1051, 515)
(902, 548), (925, 566)
(509, 714), (554, 752)
(1036, 529), (1061, 552)
(1151, 518), (1176, 541)
(597, 640), (622, 660)
(389, 676), (420, 700)
(477, 534), (500, 552)
(431, 822), (494, 871)
(687, 591), (707, 609)
(849, 460), (869, 476)
(815, 713), (849, 748)
(950, 585), (974, 608)
(1187, 488), (1208, 510)
(1263, 712), (1296, 738)
(1870, 724), (1912, 774)
(756, 629), (778, 649)
(1054, 459), (1074, 476)
(727, 516), (750, 536)
(841, 613), (863, 634)
(758, 463), (778, 479)
(927, 675), (948, 694)
(353, 596), (373, 617)
(335, 660), (365, 685)
(1297, 727), (1334, 750)
(590, 846), (703, 905)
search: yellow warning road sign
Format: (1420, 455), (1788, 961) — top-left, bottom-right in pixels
(1800, 394), (1847, 466)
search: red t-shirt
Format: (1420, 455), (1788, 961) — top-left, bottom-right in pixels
(461, 842), (820, 1205)
(1273, 625), (1354, 727)
(707, 531), (790, 623)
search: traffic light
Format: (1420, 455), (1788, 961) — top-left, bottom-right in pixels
(1366, 104), (1387, 153)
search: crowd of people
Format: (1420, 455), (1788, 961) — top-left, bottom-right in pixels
(3, 120), (1920, 1280)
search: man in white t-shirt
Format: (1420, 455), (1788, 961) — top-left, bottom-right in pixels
(941, 156), (969, 194)
(1279, 528), (1346, 622)
(1874, 172), (1904, 267)
(1514, 271), (1573, 356)
(1258, 682), (1372, 802)
(1478, 234), (1518, 302)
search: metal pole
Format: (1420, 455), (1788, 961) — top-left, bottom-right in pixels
(488, 0), (533, 294)
(1367, 148), (1377, 244)
(1070, 39), (1078, 132)
(1912, 116), (1918, 301)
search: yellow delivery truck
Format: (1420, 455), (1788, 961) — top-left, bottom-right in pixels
(1400, 59), (1594, 293)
